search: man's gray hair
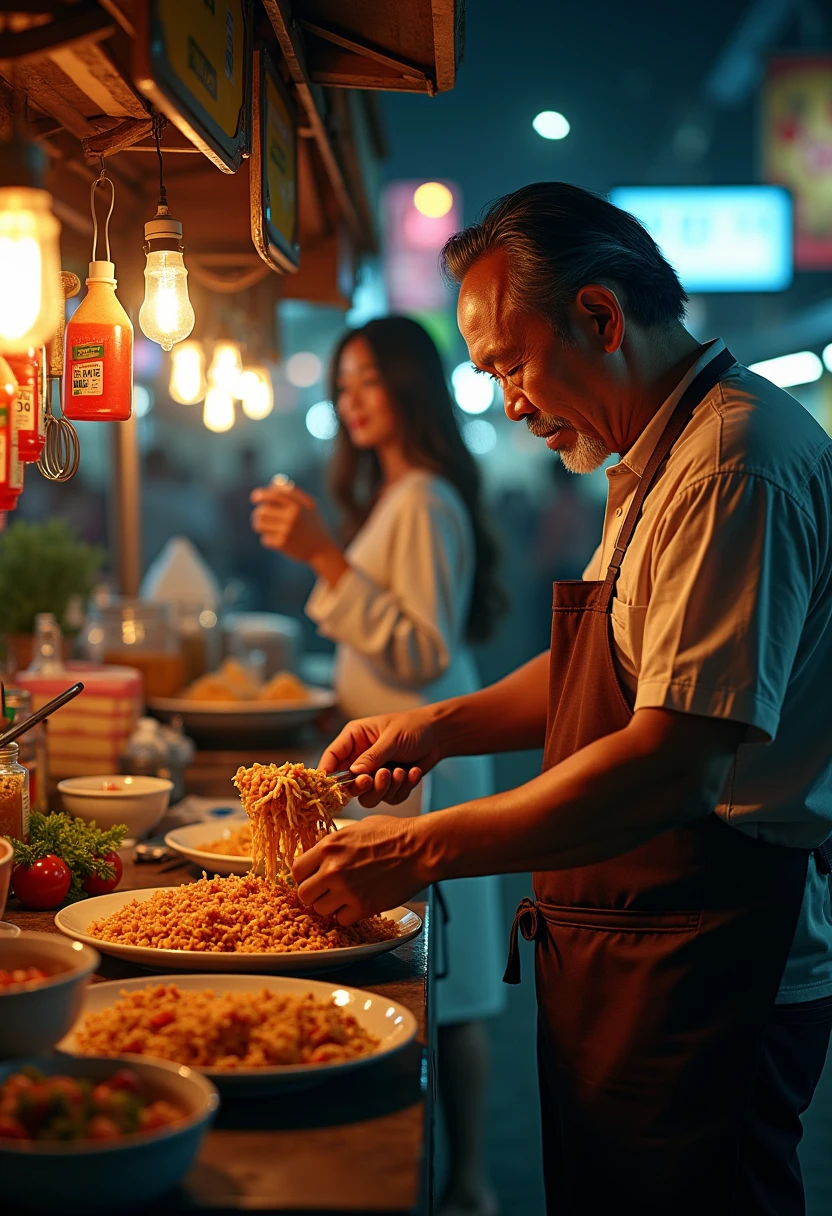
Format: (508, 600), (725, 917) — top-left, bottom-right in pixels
(442, 182), (687, 336)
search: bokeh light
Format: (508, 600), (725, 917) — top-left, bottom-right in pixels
(413, 182), (454, 218)
(533, 111), (570, 140)
(286, 351), (322, 388)
(452, 362), (494, 414)
(462, 419), (497, 455)
(305, 399), (338, 440)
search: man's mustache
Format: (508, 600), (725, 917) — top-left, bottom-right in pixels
(526, 414), (570, 438)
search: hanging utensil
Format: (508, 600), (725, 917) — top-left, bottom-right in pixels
(0, 681), (84, 749)
(38, 269), (81, 482)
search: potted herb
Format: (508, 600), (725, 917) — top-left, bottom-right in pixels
(0, 519), (106, 670)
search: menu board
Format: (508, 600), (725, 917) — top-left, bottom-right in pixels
(133, 0), (251, 173)
(251, 46), (299, 273)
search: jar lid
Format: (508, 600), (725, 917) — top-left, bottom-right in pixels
(0, 742), (20, 759)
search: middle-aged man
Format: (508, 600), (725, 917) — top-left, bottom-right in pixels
(292, 183), (832, 1215)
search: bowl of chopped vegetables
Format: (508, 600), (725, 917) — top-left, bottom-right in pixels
(0, 1056), (219, 1213)
(0, 932), (100, 1058)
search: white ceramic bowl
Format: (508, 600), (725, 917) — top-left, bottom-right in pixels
(0, 931), (100, 1058)
(0, 836), (12, 920)
(0, 1054), (219, 1213)
(58, 775), (174, 837)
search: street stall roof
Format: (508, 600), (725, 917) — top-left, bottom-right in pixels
(0, 0), (465, 301)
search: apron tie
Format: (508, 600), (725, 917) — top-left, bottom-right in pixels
(503, 896), (541, 985)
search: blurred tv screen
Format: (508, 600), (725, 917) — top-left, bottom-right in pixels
(609, 185), (793, 293)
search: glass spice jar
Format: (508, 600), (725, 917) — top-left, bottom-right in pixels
(2, 688), (45, 815)
(0, 742), (30, 841)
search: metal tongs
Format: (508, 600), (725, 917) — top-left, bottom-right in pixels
(0, 682), (84, 748)
(331, 763), (409, 787)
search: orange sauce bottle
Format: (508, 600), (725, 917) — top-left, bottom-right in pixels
(63, 260), (133, 421)
(6, 347), (45, 463)
(0, 355), (23, 511)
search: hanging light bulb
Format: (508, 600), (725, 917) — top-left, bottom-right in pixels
(169, 339), (206, 404)
(203, 384), (235, 433)
(238, 366), (274, 420)
(138, 117), (195, 351)
(208, 341), (243, 393)
(0, 135), (62, 352)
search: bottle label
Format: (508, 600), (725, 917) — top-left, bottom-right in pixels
(0, 429), (6, 482)
(13, 385), (35, 434)
(21, 782), (30, 841)
(71, 345), (105, 396)
(9, 438), (22, 489)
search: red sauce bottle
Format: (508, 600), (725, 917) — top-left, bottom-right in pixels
(63, 260), (133, 421)
(5, 347), (45, 463)
(0, 355), (24, 511)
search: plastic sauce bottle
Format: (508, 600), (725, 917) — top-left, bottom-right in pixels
(0, 354), (23, 511)
(5, 347), (45, 462)
(63, 259), (133, 421)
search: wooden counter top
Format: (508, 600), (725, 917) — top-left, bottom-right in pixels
(4, 851), (435, 1215)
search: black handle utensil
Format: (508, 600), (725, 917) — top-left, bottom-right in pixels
(0, 681), (84, 748)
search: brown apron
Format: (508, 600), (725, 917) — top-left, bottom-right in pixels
(504, 348), (811, 1215)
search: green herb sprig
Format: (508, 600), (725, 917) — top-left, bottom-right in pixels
(10, 812), (129, 903)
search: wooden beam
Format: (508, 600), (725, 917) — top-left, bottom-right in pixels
(0, 4), (115, 63)
(48, 41), (146, 119)
(260, 0), (364, 247)
(82, 117), (153, 158)
(298, 20), (428, 84)
(431, 0), (460, 94)
(5, 62), (98, 139)
(95, 0), (136, 39)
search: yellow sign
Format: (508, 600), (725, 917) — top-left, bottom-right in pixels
(135, 0), (250, 172)
(265, 73), (296, 252)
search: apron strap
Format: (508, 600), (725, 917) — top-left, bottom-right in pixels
(503, 896), (541, 985)
(814, 839), (832, 876)
(600, 346), (737, 609)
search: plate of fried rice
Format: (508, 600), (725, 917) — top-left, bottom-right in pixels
(54, 875), (422, 973)
(163, 818), (356, 877)
(57, 973), (418, 1093)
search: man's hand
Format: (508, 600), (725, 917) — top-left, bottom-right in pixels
(319, 709), (443, 807)
(292, 816), (427, 924)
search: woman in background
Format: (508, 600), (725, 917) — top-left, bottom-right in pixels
(251, 316), (506, 1216)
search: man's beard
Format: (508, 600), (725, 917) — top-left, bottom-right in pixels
(526, 413), (611, 474)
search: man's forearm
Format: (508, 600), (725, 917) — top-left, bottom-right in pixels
(426, 651), (550, 759)
(414, 710), (740, 878)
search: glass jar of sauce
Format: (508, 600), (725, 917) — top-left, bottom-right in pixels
(83, 599), (185, 699)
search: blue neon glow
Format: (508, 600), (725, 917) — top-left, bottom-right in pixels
(609, 186), (793, 293)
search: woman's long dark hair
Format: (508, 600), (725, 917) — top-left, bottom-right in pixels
(328, 316), (506, 643)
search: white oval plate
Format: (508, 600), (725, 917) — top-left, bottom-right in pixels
(54, 888), (422, 974)
(57, 972), (418, 1094)
(147, 687), (336, 735)
(164, 818), (356, 877)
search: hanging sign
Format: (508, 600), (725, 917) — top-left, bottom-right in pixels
(251, 45), (299, 273)
(133, 0), (251, 173)
(762, 56), (832, 270)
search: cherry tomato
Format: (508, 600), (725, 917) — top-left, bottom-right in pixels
(88, 1115), (120, 1140)
(109, 1069), (141, 1094)
(12, 855), (71, 910)
(0, 1113), (28, 1139)
(82, 850), (123, 897)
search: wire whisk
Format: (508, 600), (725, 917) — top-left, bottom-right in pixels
(38, 270), (81, 483)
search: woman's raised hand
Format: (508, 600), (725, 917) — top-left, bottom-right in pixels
(319, 709), (443, 807)
(250, 481), (333, 564)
